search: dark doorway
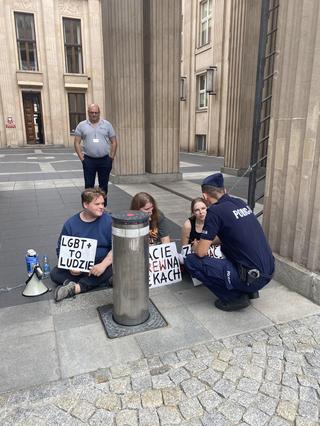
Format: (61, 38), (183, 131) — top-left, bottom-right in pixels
(22, 91), (44, 144)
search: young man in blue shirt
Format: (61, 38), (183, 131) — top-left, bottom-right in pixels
(50, 187), (113, 302)
(185, 173), (274, 311)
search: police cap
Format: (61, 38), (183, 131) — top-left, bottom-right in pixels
(202, 172), (224, 188)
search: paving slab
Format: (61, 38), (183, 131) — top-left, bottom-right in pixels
(135, 305), (214, 357)
(56, 323), (143, 378)
(0, 332), (59, 392)
(0, 300), (53, 341)
(187, 300), (273, 340)
(251, 283), (320, 323)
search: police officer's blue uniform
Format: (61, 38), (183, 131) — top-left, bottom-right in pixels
(185, 175), (274, 307)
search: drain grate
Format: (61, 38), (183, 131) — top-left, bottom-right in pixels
(97, 299), (167, 339)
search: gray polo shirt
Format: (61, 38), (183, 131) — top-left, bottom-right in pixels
(74, 119), (116, 158)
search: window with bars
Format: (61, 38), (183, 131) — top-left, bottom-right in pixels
(63, 18), (83, 74)
(196, 135), (207, 152)
(68, 93), (86, 133)
(197, 74), (208, 109)
(199, 0), (212, 47)
(14, 12), (38, 71)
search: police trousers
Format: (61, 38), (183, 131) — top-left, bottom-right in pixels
(184, 254), (270, 302)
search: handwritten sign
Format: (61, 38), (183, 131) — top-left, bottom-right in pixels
(58, 236), (97, 272)
(181, 244), (224, 259)
(149, 242), (182, 288)
(181, 244), (225, 286)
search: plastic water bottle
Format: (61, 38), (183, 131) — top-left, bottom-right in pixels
(42, 255), (51, 279)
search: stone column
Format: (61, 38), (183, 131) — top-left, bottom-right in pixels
(264, 0), (320, 302)
(101, 0), (145, 177)
(101, 0), (181, 181)
(0, 0), (25, 146)
(144, 0), (180, 175)
(40, 0), (66, 145)
(221, 0), (261, 176)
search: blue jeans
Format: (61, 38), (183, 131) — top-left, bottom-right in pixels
(82, 155), (113, 199)
(185, 254), (269, 302)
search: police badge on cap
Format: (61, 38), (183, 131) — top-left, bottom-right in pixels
(202, 172), (224, 188)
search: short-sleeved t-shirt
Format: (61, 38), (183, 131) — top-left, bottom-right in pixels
(201, 194), (274, 275)
(74, 119), (116, 158)
(56, 212), (112, 263)
(149, 211), (169, 245)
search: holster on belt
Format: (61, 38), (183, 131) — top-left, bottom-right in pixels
(237, 264), (261, 285)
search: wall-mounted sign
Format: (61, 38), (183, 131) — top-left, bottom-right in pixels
(5, 116), (16, 128)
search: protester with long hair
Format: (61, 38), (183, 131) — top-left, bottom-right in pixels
(130, 192), (170, 245)
(181, 197), (208, 246)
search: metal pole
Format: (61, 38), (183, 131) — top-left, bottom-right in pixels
(112, 211), (150, 326)
(248, 0), (270, 210)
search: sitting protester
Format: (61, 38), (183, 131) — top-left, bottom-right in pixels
(181, 197), (208, 246)
(50, 187), (112, 302)
(130, 192), (170, 245)
(185, 173), (274, 311)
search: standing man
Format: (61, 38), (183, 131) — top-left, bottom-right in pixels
(185, 173), (274, 311)
(50, 188), (113, 302)
(74, 104), (117, 205)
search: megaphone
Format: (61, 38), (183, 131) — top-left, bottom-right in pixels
(22, 265), (48, 297)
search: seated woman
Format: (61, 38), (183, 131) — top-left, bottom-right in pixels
(130, 192), (170, 245)
(181, 197), (208, 246)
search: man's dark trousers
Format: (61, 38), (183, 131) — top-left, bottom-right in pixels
(82, 155), (113, 198)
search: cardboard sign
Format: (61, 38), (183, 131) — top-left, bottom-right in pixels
(149, 242), (182, 288)
(181, 244), (225, 287)
(181, 244), (225, 259)
(58, 235), (97, 272)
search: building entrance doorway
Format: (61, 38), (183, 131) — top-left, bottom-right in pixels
(22, 92), (44, 144)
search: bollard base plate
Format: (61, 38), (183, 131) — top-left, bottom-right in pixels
(97, 299), (167, 339)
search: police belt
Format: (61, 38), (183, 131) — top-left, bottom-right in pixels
(237, 264), (272, 285)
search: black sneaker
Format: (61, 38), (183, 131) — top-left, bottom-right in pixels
(54, 281), (76, 302)
(215, 295), (250, 311)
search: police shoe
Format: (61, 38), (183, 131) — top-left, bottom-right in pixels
(54, 280), (77, 302)
(214, 295), (250, 311)
(248, 291), (260, 299)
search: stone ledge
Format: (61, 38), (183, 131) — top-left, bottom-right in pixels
(110, 172), (182, 184)
(274, 253), (320, 305)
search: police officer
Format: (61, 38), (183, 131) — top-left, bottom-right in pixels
(185, 173), (274, 311)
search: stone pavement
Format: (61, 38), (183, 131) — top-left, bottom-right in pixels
(0, 148), (319, 425)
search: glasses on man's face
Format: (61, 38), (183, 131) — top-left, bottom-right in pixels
(89, 111), (100, 115)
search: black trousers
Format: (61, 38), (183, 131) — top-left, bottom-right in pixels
(50, 265), (112, 293)
(82, 155), (113, 201)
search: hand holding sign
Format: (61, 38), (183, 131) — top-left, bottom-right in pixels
(58, 236), (97, 273)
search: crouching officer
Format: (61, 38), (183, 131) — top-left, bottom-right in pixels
(185, 172), (274, 311)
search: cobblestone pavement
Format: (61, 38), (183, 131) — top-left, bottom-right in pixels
(1, 315), (319, 425)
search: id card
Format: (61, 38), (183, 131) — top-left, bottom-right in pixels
(93, 138), (99, 143)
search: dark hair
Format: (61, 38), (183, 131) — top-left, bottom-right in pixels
(81, 187), (106, 206)
(130, 192), (160, 232)
(201, 185), (225, 198)
(190, 197), (208, 215)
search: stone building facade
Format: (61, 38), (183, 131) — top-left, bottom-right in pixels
(0, 0), (104, 148)
(180, 0), (261, 176)
(263, 0), (320, 301)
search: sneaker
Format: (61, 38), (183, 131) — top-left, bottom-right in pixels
(215, 295), (250, 311)
(54, 281), (76, 302)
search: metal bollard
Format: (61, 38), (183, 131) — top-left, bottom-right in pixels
(112, 211), (150, 325)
